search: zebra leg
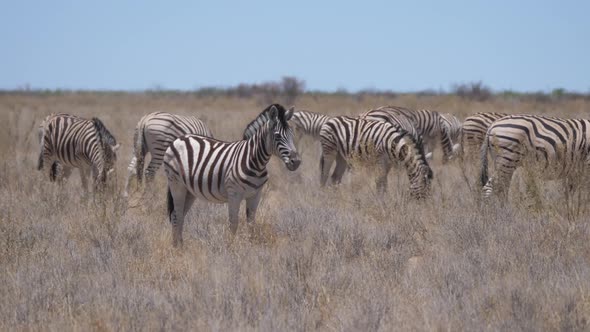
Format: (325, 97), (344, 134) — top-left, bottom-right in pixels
(246, 190), (262, 224)
(483, 167), (515, 202)
(376, 160), (393, 194)
(49, 161), (60, 182)
(227, 191), (243, 235)
(145, 152), (165, 183)
(331, 154), (348, 185)
(320, 153), (336, 187)
(79, 167), (89, 195)
(123, 156), (138, 198)
(523, 169), (542, 209)
(168, 184), (188, 247)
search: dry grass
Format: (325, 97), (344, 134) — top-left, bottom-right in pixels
(1, 93), (590, 330)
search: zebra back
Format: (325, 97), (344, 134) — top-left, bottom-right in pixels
(290, 110), (331, 138)
(360, 106), (422, 143)
(440, 113), (462, 143)
(462, 112), (508, 148)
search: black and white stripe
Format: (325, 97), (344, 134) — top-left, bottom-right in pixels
(480, 114), (590, 200)
(164, 104), (301, 247)
(123, 112), (213, 197)
(37, 113), (119, 192)
(440, 112), (462, 149)
(290, 110), (331, 142)
(461, 112), (507, 161)
(319, 116), (432, 198)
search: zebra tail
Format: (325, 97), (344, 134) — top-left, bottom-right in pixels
(167, 186), (174, 222)
(480, 134), (490, 187)
(134, 124), (147, 183)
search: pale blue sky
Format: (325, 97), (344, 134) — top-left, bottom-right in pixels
(2, 1), (589, 92)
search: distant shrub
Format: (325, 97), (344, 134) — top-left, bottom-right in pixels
(452, 81), (492, 101)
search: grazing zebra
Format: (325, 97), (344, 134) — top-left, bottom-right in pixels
(38, 113), (120, 192)
(440, 112), (462, 148)
(37, 113), (71, 181)
(359, 106), (421, 143)
(123, 112), (213, 197)
(319, 116), (432, 198)
(461, 112), (508, 161)
(480, 114), (590, 200)
(164, 104), (301, 247)
(360, 106), (458, 161)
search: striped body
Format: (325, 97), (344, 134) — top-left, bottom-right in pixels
(361, 106), (457, 161)
(360, 106), (421, 143)
(37, 113), (71, 181)
(290, 110), (331, 140)
(440, 113), (462, 147)
(164, 104), (300, 247)
(38, 113), (119, 192)
(480, 115), (590, 199)
(461, 112), (507, 160)
(319, 116), (432, 198)
(124, 112), (212, 197)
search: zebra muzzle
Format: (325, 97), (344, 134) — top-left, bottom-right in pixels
(285, 151), (301, 171)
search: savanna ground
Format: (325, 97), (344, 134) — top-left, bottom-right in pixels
(1, 91), (590, 331)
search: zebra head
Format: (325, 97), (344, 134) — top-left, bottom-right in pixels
(399, 134), (433, 199)
(92, 118), (120, 179)
(267, 104), (301, 171)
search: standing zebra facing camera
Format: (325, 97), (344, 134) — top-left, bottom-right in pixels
(37, 113), (120, 193)
(480, 114), (590, 201)
(164, 104), (301, 247)
(123, 112), (213, 198)
(319, 116), (433, 198)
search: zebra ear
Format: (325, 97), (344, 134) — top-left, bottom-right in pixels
(112, 143), (121, 152)
(285, 107), (295, 121)
(269, 105), (279, 120)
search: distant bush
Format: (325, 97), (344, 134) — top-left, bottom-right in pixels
(452, 81), (492, 101)
(193, 77), (305, 106)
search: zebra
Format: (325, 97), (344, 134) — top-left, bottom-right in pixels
(288, 110), (332, 173)
(164, 104), (301, 247)
(37, 113), (120, 193)
(480, 114), (590, 201)
(37, 113), (71, 181)
(289, 110), (332, 143)
(319, 116), (432, 198)
(360, 106), (459, 162)
(440, 112), (462, 149)
(461, 112), (508, 161)
(123, 112), (213, 198)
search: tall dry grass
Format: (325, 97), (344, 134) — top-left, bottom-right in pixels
(1, 93), (590, 330)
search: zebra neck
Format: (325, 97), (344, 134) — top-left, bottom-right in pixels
(246, 125), (273, 172)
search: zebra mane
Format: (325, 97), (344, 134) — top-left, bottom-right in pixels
(242, 104), (290, 139)
(92, 117), (117, 147)
(397, 126), (430, 170)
